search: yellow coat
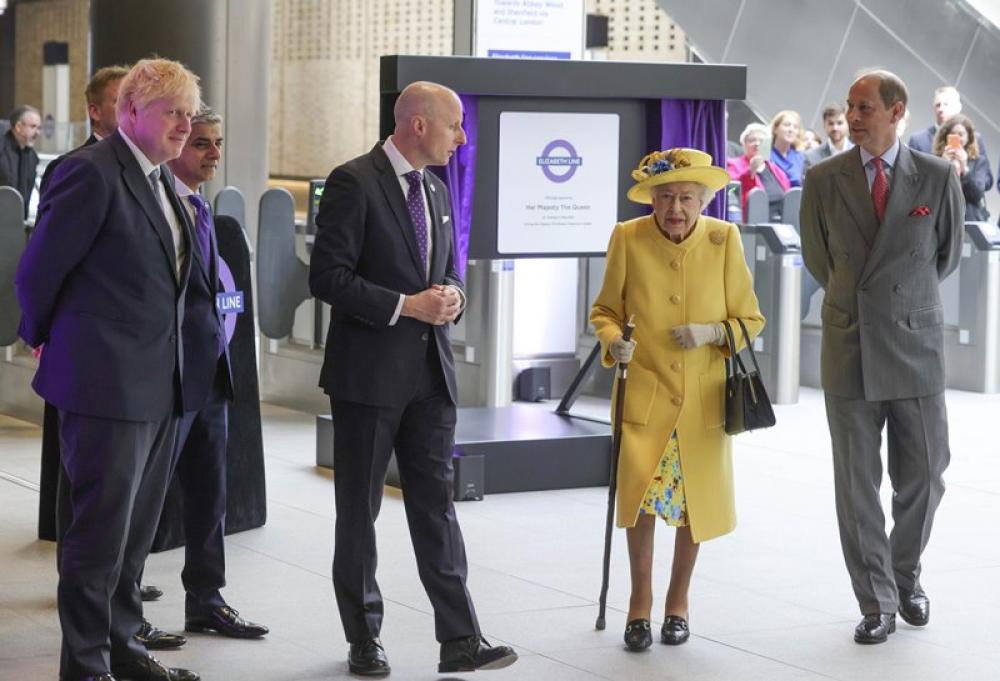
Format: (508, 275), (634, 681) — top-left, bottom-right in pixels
(589, 214), (765, 542)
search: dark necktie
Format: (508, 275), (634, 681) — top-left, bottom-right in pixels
(187, 193), (213, 265)
(403, 170), (429, 268)
(148, 167), (163, 210)
(871, 157), (889, 224)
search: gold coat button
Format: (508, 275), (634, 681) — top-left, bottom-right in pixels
(671, 396), (683, 406)
(670, 260), (680, 270)
(670, 294), (681, 304)
(671, 362), (681, 371)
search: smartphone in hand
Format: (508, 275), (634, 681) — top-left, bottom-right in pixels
(946, 133), (962, 150)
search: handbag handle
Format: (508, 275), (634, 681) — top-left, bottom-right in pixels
(722, 319), (762, 406)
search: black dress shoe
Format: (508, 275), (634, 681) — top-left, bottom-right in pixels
(898, 587), (930, 626)
(623, 619), (652, 651)
(135, 619), (186, 650)
(854, 613), (896, 644)
(348, 638), (390, 676)
(140, 585), (163, 602)
(111, 654), (199, 681)
(185, 605), (268, 638)
(78, 675), (117, 681)
(439, 635), (518, 673)
(661, 615), (690, 645)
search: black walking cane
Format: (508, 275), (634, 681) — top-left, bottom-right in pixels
(595, 315), (635, 631)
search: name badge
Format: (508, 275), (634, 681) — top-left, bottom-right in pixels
(217, 291), (245, 314)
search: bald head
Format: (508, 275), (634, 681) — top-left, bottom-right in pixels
(393, 81), (459, 128)
(391, 81), (466, 170)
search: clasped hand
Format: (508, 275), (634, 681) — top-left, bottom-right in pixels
(671, 323), (725, 350)
(402, 284), (461, 325)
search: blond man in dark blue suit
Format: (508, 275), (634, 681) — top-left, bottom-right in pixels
(16, 58), (202, 681)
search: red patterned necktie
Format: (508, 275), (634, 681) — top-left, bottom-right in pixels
(871, 157), (888, 224)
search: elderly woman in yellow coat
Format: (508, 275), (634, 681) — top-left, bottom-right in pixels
(590, 148), (764, 651)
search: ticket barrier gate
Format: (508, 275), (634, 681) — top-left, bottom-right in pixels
(944, 222), (1000, 392)
(741, 223), (802, 404)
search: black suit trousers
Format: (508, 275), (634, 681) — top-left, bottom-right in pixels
(56, 407), (179, 679)
(330, 340), (479, 644)
(170, 377), (229, 614)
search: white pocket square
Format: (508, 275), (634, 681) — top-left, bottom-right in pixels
(442, 216), (450, 224)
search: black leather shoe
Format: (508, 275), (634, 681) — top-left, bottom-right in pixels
(661, 615), (690, 645)
(79, 675), (117, 681)
(185, 605), (268, 639)
(348, 638), (390, 676)
(135, 619), (186, 650)
(140, 585), (163, 602)
(623, 619), (652, 651)
(854, 613), (896, 644)
(111, 654), (199, 681)
(439, 635), (518, 673)
(898, 587), (930, 626)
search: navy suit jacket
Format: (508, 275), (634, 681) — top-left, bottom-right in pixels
(309, 143), (464, 407)
(15, 131), (192, 421)
(178, 202), (235, 411)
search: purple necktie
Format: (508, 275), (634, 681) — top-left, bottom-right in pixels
(403, 170), (428, 268)
(188, 193), (226, 356)
(187, 193), (213, 265)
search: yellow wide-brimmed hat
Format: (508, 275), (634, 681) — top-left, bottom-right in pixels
(626, 148), (731, 204)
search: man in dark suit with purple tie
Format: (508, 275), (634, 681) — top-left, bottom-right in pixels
(309, 81), (517, 677)
(15, 58), (201, 681)
(146, 107), (267, 644)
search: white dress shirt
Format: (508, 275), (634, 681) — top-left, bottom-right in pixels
(859, 138), (900, 192)
(118, 129), (186, 280)
(381, 136), (463, 326)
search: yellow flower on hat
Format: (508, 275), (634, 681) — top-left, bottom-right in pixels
(627, 147), (731, 205)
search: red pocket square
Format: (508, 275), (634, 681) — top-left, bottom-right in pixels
(909, 205), (931, 217)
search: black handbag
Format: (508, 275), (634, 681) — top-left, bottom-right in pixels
(722, 319), (776, 435)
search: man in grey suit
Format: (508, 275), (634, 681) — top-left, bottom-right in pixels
(800, 69), (964, 645)
(801, 104), (854, 318)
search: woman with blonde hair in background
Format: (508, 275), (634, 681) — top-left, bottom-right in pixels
(770, 109), (805, 186)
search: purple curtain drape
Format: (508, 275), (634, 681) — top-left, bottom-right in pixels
(431, 94), (477, 282)
(659, 98), (727, 220)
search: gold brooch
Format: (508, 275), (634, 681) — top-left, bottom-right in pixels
(709, 230), (726, 245)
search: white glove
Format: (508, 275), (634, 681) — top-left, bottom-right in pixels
(671, 323), (725, 350)
(609, 335), (637, 364)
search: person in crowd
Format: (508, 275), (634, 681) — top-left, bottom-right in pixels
(0, 105), (41, 217)
(308, 81), (517, 677)
(15, 58), (202, 681)
(770, 109), (805, 186)
(804, 103), (854, 174)
(800, 69), (963, 645)
(727, 122), (791, 221)
(40, 65), (129, 197)
(908, 86), (988, 158)
(128, 107), (270, 649)
(590, 148), (765, 652)
(932, 113), (994, 222)
(803, 128), (823, 151)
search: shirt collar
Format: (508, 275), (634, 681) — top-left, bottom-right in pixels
(827, 138), (853, 154)
(859, 138), (900, 169)
(173, 175), (197, 198)
(117, 128), (157, 177)
(383, 136), (420, 179)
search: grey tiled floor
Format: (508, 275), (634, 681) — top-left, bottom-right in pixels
(2, 387), (999, 680)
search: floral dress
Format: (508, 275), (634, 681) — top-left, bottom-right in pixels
(637, 431), (688, 525)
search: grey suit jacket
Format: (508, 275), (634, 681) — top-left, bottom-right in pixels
(800, 144), (964, 401)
